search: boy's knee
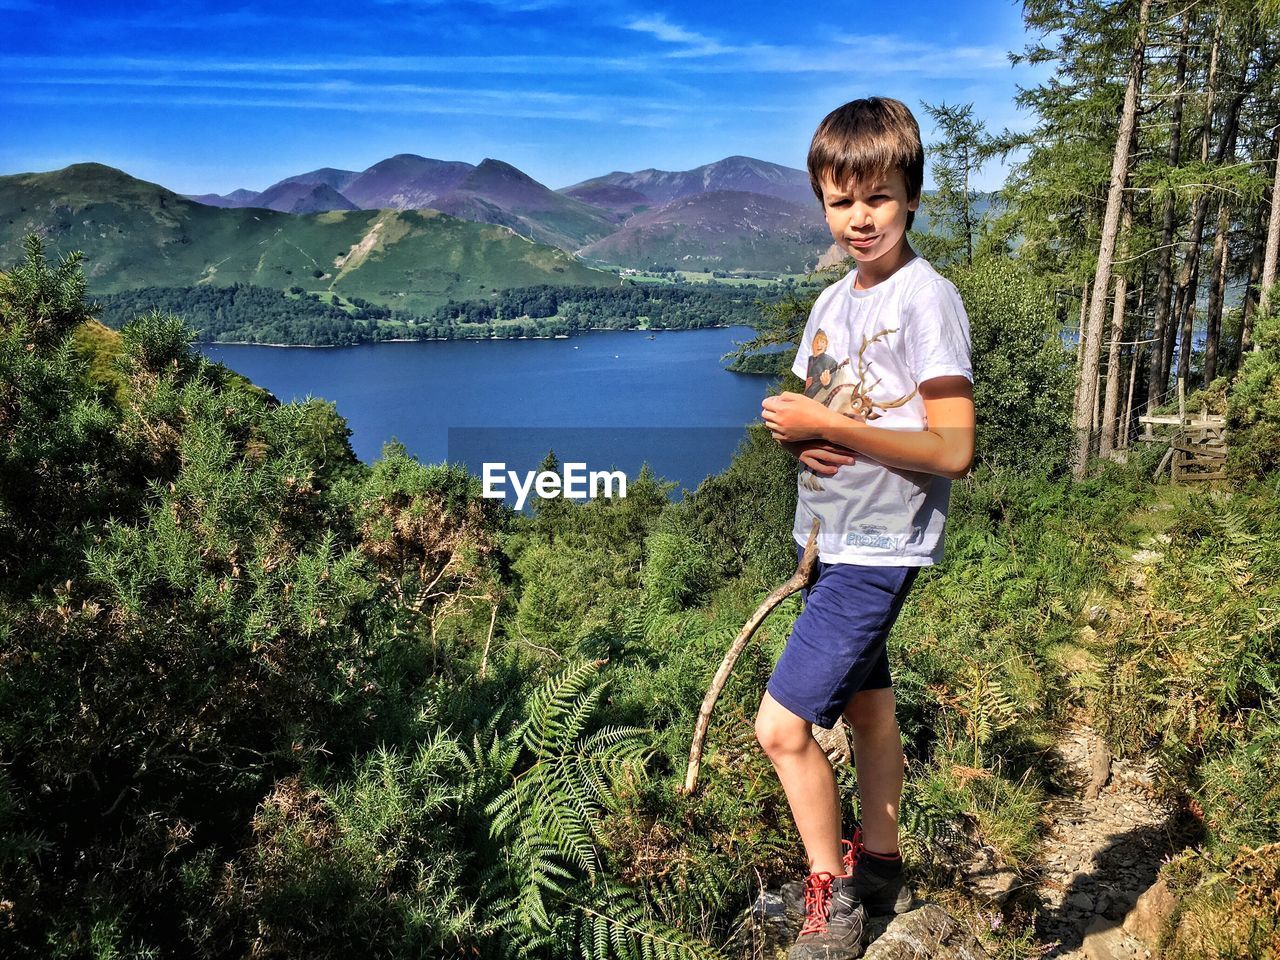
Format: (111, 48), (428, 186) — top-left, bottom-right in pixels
(754, 701), (812, 759)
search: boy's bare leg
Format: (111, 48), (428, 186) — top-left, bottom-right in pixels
(755, 691), (845, 876)
(842, 687), (903, 854)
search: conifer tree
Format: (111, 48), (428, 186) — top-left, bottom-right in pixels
(1072, 0), (1152, 477)
(919, 101), (999, 266)
(1145, 8), (1192, 409)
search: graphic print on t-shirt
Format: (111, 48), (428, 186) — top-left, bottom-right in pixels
(800, 326), (918, 492)
(802, 329), (842, 398)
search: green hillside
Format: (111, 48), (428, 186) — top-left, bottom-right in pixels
(0, 163), (617, 313)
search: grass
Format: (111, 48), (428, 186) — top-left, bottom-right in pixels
(590, 266), (822, 291)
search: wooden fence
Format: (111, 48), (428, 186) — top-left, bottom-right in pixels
(1138, 413), (1228, 483)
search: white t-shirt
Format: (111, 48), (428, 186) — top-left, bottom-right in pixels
(790, 255), (972, 566)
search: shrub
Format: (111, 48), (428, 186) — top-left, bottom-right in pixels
(946, 255), (1074, 476)
(1225, 303), (1280, 485)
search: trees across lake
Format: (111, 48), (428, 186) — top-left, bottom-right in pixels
(95, 281), (781, 346)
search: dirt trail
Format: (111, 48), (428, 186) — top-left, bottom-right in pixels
(1032, 516), (1193, 957)
(1032, 720), (1180, 958)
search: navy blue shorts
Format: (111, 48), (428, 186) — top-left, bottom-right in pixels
(766, 542), (920, 729)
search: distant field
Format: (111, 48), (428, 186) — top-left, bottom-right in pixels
(595, 266), (823, 290)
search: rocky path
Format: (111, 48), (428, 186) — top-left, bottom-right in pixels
(1031, 721), (1182, 959)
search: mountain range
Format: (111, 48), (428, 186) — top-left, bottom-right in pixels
(0, 164), (613, 314)
(187, 154), (830, 272)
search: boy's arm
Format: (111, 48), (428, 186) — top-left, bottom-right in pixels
(762, 376), (975, 479)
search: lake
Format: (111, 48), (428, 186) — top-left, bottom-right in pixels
(202, 326), (784, 502)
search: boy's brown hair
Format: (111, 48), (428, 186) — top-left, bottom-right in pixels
(807, 97), (924, 230)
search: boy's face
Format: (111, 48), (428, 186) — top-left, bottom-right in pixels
(818, 168), (919, 268)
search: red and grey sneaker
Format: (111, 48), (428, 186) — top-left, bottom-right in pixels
(786, 869), (866, 960)
(842, 827), (914, 917)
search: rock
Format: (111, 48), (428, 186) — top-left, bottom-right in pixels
(729, 888), (796, 959)
(1085, 743), (1112, 800)
(1070, 891), (1095, 912)
(731, 893), (990, 960)
(781, 880), (804, 919)
(812, 719), (852, 765)
(1122, 877), (1176, 947)
(863, 904), (988, 960)
(967, 863), (1019, 905)
(1083, 916), (1146, 960)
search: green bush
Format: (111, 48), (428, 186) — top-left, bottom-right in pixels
(1225, 303), (1280, 485)
(946, 256), (1074, 476)
(642, 530), (715, 612)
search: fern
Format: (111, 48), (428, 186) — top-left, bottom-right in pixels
(573, 883), (725, 960)
(484, 661), (719, 958)
(490, 662), (646, 882)
(1208, 496), (1259, 548)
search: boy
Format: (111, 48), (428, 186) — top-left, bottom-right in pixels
(759, 97), (975, 960)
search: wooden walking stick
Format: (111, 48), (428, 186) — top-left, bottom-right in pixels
(680, 519), (821, 795)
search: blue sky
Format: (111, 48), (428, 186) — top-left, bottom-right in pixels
(1, 0), (1047, 195)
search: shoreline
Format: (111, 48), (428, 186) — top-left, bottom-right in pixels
(199, 324), (737, 349)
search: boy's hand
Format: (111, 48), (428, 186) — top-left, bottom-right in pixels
(761, 392), (837, 443)
(783, 439), (857, 476)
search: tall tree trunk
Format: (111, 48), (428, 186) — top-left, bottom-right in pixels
(1100, 207), (1133, 459)
(1178, 253), (1201, 390)
(1074, 280), (1089, 364)
(1147, 9), (1191, 410)
(1261, 120), (1280, 330)
(1169, 196), (1210, 386)
(1240, 203), (1266, 360)
(1168, 15), (1235, 394)
(1072, 0), (1151, 479)
(1200, 42), (1250, 384)
(1123, 339), (1141, 450)
(1203, 196), (1231, 385)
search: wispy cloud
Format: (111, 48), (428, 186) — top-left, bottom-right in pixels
(13, 73), (698, 115)
(622, 13), (1010, 74)
(626, 15), (710, 46)
(372, 0), (572, 9)
(0, 53), (640, 76)
(6, 89), (677, 127)
(624, 13), (739, 57)
(1, 39), (1012, 79)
